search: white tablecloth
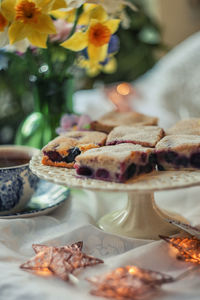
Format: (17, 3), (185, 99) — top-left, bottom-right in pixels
(1, 186), (200, 300)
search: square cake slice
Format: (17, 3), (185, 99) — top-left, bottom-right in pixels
(106, 126), (164, 147)
(156, 135), (200, 171)
(90, 111), (158, 133)
(74, 143), (155, 183)
(42, 131), (107, 168)
(166, 118), (200, 136)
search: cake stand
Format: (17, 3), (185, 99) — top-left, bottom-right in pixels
(30, 154), (200, 240)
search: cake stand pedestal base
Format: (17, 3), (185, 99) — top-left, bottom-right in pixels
(97, 191), (187, 240)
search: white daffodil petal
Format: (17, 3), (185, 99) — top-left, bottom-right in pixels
(5, 38), (30, 53)
(62, 0), (86, 9)
(0, 27), (9, 48)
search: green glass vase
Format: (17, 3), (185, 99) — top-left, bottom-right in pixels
(15, 76), (74, 149)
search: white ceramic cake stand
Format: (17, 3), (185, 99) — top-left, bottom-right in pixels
(30, 154), (200, 240)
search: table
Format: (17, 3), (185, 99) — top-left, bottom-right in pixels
(0, 185), (200, 299)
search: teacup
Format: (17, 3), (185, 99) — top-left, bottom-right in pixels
(0, 145), (39, 215)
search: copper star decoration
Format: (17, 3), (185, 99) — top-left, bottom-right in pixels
(87, 265), (174, 300)
(20, 241), (103, 281)
(32, 241), (83, 254)
(160, 235), (200, 264)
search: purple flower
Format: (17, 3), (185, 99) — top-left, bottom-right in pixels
(50, 20), (73, 43)
(56, 114), (92, 134)
(61, 114), (79, 129)
(108, 35), (120, 54)
(77, 115), (91, 130)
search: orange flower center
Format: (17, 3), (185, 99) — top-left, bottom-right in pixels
(15, 0), (41, 23)
(0, 13), (8, 32)
(88, 23), (111, 47)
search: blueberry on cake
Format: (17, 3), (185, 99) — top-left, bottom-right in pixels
(166, 118), (200, 136)
(74, 143), (156, 183)
(106, 126), (164, 147)
(156, 135), (200, 171)
(42, 131), (107, 168)
(90, 111), (158, 133)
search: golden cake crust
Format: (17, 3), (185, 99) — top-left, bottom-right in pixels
(75, 143), (153, 166)
(106, 126), (164, 147)
(166, 118), (200, 136)
(75, 143), (155, 182)
(90, 111), (158, 133)
(42, 131), (107, 154)
(156, 135), (200, 152)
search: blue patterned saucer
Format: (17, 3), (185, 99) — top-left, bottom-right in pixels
(0, 180), (70, 219)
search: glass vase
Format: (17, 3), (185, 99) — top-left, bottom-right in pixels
(15, 76), (74, 149)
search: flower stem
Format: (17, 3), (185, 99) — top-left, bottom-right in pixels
(68, 5), (83, 38)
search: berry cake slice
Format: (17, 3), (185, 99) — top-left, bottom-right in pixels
(156, 135), (200, 171)
(74, 143), (156, 183)
(166, 118), (200, 136)
(42, 131), (107, 168)
(90, 111), (158, 133)
(106, 126), (164, 147)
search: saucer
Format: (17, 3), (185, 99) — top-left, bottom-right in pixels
(0, 180), (70, 219)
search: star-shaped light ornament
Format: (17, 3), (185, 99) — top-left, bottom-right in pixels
(160, 235), (200, 264)
(87, 265), (174, 300)
(20, 241), (103, 281)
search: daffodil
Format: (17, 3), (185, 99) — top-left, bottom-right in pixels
(52, 3), (106, 25)
(51, 0), (86, 18)
(51, 0), (67, 10)
(61, 14), (120, 65)
(86, 1), (137, 29)
(87, 0), (137, 14)
(1, 0), (57, 48)
(0, 9), (9, 47)
(78, 54), (117, 76)
(77, 34), (119, 76)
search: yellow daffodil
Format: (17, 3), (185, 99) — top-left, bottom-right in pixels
(1, 0), (57, 48)
(52, 3), (106, 25)
(51, 0), (67, 11)
(78, 55), (117, 76)
(51, 0), (86, 18)
(0, 10), (9, 47)
(87, 0), (137, 14)
(0, 10), (8, 32)
(61, 17), (120, 64)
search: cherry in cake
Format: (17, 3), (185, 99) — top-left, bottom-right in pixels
(42, 131), (107, 168)
(74, 143), (156, 183)
(106, 126), (164, 147)
(156, 135), (200, 170)
(90, 111), (158, 133)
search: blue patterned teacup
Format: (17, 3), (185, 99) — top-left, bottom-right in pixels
(0, 145), (39, 215)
